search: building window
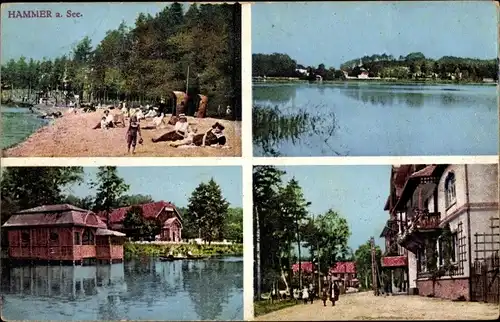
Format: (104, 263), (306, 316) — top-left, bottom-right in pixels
(417, 249), (427, 273)
(451, 233), (457, 263)
(445, 172), (456, 208)
(49, 231), (59, 244)
(82, 229), (95, 245)
(21, 231), (30, 246)
(74, 232), (81, 245)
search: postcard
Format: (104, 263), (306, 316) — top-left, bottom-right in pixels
(252, 163), (499, 320)
(1, 2), (242, 157)
(0, 165), (243, 320)
(252, 2), (499, 157)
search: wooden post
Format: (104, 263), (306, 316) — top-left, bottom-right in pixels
(370, 237), (379, 296)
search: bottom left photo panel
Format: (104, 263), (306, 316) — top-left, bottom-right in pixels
(0, 166), (243, 321)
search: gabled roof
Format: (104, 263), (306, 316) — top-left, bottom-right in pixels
(2, 204), (105, 228)
(163, 217), (182, 229)
(292, 261), (314, 273)
(98, 201), (182, 224)
(393, 164), (448, 211)
(329, 261), (356, 274)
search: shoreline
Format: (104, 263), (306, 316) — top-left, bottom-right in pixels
(124, 242), (244, 259)
(253, 78), (497, 86)
(2, 109), (242, 157)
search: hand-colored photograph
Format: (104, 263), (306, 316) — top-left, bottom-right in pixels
(253, 164), (498, 320)
(0, 166), (243, 320)
(1, 2), (242, 157)
(252, 2), (498, 157)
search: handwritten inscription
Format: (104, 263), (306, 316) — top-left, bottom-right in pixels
(7, 10), (82, 19)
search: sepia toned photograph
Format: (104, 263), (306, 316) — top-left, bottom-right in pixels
(0, 166), (243, 320)
(252, 2), (498, 157)
(1, 2), (242, 157)
(253, 164), (498, 320)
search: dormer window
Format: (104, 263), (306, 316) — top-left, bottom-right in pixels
(445, 172), (457, 208)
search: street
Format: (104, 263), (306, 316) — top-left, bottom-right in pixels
(255, 292), (499, 320)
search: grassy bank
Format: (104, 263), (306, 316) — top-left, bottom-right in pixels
(254, 77), (496, 86)
(123, 242), (243, 260)
(254, 299), (299, 317)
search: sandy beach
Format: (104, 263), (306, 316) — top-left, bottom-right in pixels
(2, 109), (242, 157)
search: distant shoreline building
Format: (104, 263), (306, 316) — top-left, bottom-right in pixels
(98, 201), (183, 242)
(380, 164), (499, 302)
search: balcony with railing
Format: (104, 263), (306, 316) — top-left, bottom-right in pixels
(398, 210), (441, 253)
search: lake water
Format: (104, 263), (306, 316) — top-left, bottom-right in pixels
(1, 106), (48, 149)
(253, 82), (499, 157)
(0, 256), (243, 321)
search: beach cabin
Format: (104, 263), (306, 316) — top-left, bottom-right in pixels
(99, 201), (183, 242)
(2, 204), (126, 264)
(196, 94), (209, 118)
(171, 91), (188, 116)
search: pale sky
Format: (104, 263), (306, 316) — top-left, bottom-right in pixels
(252, 1), (498, 68)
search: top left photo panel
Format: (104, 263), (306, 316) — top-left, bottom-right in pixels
(1, 2), (242, 157)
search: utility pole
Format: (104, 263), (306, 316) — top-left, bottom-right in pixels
(370, 237), (379, 296)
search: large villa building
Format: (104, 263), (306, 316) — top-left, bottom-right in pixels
(380, 164), (499, 303)
(98, 201), (183, 242)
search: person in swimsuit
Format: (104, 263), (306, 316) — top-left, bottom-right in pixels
(126, 115), (142, 154)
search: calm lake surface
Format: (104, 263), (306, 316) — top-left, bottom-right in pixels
(253, 82), (498, 156)
(1, 106), (48, 149)
(0, 256), (243, 321)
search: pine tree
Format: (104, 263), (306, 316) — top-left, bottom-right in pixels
(187, 178), (229, 245)
(92, 167), (129, 225)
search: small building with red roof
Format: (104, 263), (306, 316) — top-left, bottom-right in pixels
(2, 204), (125, 264)
(292, 261), (314, 274)
(98, 201), (183, 242)
(329, 261), (358, 287)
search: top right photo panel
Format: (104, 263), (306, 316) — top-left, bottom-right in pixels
(252, 1), (499, 157)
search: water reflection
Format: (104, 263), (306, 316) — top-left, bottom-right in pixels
(253, 84), (297, 105)
(1, 257), (243, 321)
(252, 83), (498, 156)
(339, 85), (496, 109)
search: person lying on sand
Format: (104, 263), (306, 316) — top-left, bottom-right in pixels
(93, 110), (115, 129)
(169, 127), (198, 147)
(153, 112), (167, 128)
(151, 114), (192, 143)
(145, 108), (157, 118)
(168, 122), (227, 148)
(126, 115), (143, 154)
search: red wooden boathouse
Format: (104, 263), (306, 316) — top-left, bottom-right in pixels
(2, 204), (126, 263)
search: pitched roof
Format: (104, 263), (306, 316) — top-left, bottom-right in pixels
(163, 217), (182, 229)
(329, 262), (356, 274)
(16, 204), (88, 214)
(292, 261), (314, 273)
(2, 204), (105, 228)
(96, 228), (126, 237)
(98, 201), (181, 224)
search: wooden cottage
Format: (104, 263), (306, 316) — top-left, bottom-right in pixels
(2, 204), (126, 264)
(329, 262), (358, 288)
(99, 201), (183, 242)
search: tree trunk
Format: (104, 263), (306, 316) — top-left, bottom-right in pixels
(296, 214), (302, 290)
(255, 206), (262, 300)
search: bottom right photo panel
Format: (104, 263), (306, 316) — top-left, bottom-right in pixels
(253, 163), (499, 321)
